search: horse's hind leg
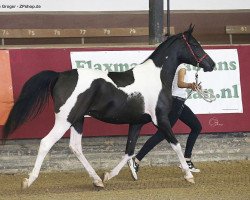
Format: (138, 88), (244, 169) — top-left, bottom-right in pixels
(22, 115), (71, 189)
(69, 119), (104, 188)
(103, 124), (143, 182)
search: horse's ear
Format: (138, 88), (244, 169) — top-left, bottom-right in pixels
(187, 24), (195, 35)
(163, 33), (169, 41)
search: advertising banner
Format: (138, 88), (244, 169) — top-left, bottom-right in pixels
(70, 49), (243, 114)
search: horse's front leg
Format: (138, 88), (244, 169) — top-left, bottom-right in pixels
(103, 124), (143, 182)
(156, 115), (195, 183)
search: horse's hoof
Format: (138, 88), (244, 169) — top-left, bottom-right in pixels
(93, 180), (104, 188)
(103, 172), (110, 183)
(185, 177), (195, 184)
(21, 178), (29, 190)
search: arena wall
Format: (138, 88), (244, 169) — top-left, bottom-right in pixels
(0, 45), (249, 139)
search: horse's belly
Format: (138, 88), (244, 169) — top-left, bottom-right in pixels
(89, 111), (151, 124)
(88, 92), (150, 124)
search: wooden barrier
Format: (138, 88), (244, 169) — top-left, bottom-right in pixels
(0, 27), (175, 45)
(226, 25), (250, 44)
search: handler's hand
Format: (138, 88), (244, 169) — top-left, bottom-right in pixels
(190, 82), (201, 91)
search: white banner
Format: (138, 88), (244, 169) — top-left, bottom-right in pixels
(70, 49), (243, 114)
(0, 0), (249, 12)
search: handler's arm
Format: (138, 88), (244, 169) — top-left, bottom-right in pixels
(177, 68), (197, 91)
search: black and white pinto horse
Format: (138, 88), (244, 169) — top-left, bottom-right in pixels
(3, 26), (215, 189)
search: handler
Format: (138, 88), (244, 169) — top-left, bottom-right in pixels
(128, 64), (201, 180)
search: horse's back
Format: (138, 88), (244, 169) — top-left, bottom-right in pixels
(52, 68), (109, 111)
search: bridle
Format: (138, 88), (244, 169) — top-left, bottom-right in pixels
(182, 34), (216, 103)
(182, 34), (207, 66)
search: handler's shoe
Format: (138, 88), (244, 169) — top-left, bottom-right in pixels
(187, 161), (201, 173)
(127, 157), (139, 180)
(179, 161), (201, 173)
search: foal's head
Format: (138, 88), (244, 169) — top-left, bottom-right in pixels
(178, 25), (215, 72)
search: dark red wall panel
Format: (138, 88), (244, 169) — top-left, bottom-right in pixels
(0, 45), (249, 139)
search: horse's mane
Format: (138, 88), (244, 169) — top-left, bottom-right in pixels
(145, 34), (181, 66)
(145, 25), (194, 67)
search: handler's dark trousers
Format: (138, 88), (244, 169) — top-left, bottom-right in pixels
(136, 97), (202, 160)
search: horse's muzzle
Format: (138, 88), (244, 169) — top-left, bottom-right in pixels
(203, 60), (215, 72)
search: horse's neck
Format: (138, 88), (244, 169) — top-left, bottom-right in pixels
(143, 41), (181, 90)
(160, 56), (180, 91)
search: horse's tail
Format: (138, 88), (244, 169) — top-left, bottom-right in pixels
(2, 70), (59, 142)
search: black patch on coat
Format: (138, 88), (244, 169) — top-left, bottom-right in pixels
(71, 118), (84, 134)
(67, 78), (149, 125)
(107, 69), (135, 87)
(53, 69), (78, 113)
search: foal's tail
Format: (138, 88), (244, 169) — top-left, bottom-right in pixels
(2, 70), (59, 142)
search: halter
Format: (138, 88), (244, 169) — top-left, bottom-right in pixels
(182, 34), (207, 65)
(182, 34), (216, 103)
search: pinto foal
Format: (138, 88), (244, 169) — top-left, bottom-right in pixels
(3, 26), (215, 189)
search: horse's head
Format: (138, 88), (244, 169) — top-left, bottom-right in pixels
(179, 25), (215, 72)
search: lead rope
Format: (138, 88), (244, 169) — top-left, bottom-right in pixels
(186, 64), (216, 103)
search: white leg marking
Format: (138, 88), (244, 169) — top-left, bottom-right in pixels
(69, 127), (103, 187)
(170, 143), (195, 183)
(103, 154), (133, 182)
(23, 116), (71, 189)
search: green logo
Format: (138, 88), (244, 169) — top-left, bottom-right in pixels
(75, 60), (138, 72)
(187, 84), (240, 99)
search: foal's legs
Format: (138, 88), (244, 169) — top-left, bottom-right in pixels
(22, 115), (71, 189)
(103, 124), (143, 182)
(157, 116), (194, 183)
(69, 119), (104, 188)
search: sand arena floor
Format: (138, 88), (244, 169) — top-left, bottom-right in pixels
(0, 160), (249, 200)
